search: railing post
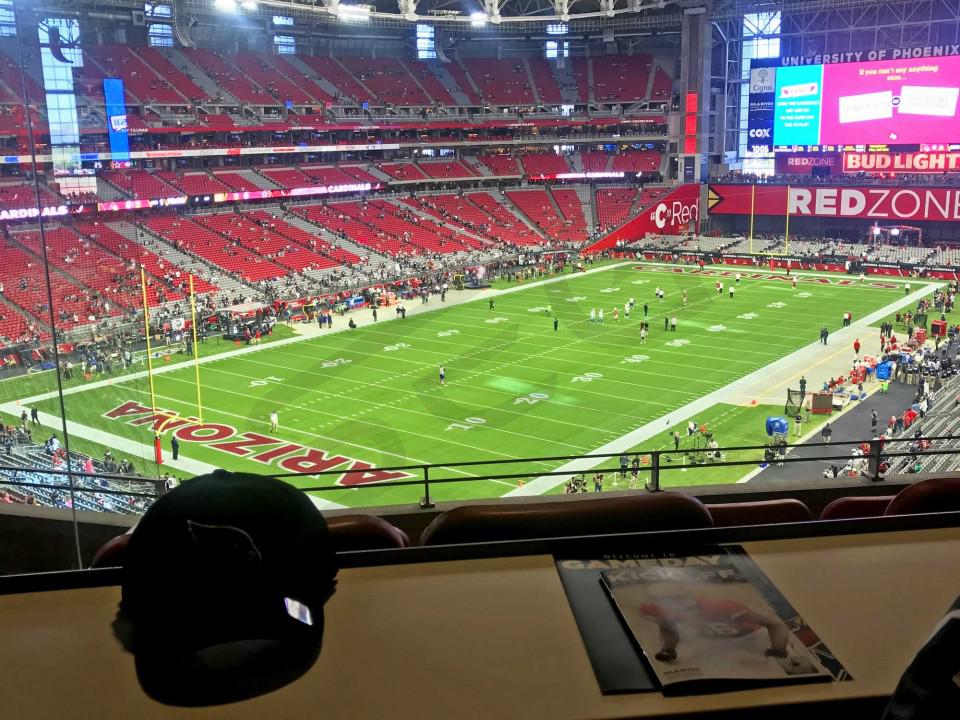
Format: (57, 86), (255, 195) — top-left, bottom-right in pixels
(868, 438), (884, 481)
(419, 465), (435, 509)
(646, 451), (661, 492)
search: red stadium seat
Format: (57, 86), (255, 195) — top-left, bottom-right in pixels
(706, 499), (813, 527)
(885, 478), (960, 516)
(819, 496), (895, 520)
(419, 493), (714, 546)
(326, 515), (410, 551)
(90, 514), (408, 566)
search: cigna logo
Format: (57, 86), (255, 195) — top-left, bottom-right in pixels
(652, 199), (699, 229)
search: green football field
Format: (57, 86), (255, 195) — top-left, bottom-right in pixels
(0, 262), (916, 508)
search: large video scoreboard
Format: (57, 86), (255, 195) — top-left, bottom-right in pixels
(749, 54), (960, 154)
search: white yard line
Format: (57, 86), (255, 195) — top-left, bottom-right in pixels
(504, 281), (940, 497)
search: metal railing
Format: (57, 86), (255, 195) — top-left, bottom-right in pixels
(2, 435), (955, 512)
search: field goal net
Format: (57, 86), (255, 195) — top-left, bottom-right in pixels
(785, 389), (805, 415)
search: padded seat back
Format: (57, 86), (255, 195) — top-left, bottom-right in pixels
(706, 499), (812, 527)
(885, 478), (960, 516)
(819, 496), (895, 520)
(326, 514), (410, 551)
(419, 492), (713, 546)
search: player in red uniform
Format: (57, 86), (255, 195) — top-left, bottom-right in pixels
(640, 585), (790, 662)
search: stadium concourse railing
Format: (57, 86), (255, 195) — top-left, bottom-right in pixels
(1, 436), (958, 511)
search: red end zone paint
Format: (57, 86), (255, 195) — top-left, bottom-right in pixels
(101, 401), (414, 486)
(631, 265), (899, 288)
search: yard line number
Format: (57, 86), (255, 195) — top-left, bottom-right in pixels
(445, 417), (487, 431)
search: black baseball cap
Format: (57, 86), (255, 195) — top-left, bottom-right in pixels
(115, 470), (338, 706)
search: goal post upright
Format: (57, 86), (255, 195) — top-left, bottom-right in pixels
(189, 274), (204, 423)
(139, 268), (159, 416)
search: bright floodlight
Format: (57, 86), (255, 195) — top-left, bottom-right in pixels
(338, 4), (372, 21)
(214, 0), (237, 11)
(470, 11), (488, 26)
(890, 228), (900, 236)
(873, 227), (882, 236)
(241, 0), (258, 10)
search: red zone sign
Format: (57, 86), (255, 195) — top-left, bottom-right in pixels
(708, 184), (960, 222)
(103, 400), (414, 486)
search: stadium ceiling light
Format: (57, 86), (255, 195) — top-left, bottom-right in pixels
(241, 0), (258, 10)
(214, 0), (237, 11)
(337, 4), (372, 21)
(337, 4), (370, 22)
(469, 11), (487, 26)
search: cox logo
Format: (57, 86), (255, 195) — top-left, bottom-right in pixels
(652, 200), (699, 230)
(749, 127), (771, 139)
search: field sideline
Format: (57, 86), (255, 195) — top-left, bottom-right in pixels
(0, 262), (934, 508)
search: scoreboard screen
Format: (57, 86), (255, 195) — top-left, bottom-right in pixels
(756, 55), (960, 150)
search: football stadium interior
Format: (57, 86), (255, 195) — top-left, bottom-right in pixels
(3, 0), (960, 716)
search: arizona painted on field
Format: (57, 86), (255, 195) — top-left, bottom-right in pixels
(0, 262), (926, 508)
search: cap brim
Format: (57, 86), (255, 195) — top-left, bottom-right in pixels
(133, 615), (324, 707)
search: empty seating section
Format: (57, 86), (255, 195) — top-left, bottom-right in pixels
(340, 166), (382, 184)
(507, 189), (584, 243)
(401, 196), (490, 247)
(519, 152), (571, 176)
(299, 57), (374, 104)
(295, 202), (420, 257)
(611, 150), (662, 173)
(200, 113), (236, 129)
(548, 188), (588, 242)
(158, 172), (231, 196)
(13, 227), (143, 311)
(650, 66), (672, 100)
(181, 49), (269, 104)
(0, 299), (30, 345)
(192, 213), (335, 274)
(260, 167), (314, 190)
(145, 215), (287, 282)
(0, 49), (46, 103)
(0, 182), (59, 209)
(638, 187), (669, 207)
(444, 62), (483, 105)
(244, 210), (352, 265)
(463, 59), (536, 106)
(401, 60), (456, 105)
(139, 48), (209, 103)
(340, 57), (431, 106)
(213, 172), (262, 192)
(0, 241), (108, 329)
(266, 56), (336, 105)
(406, 193), (540, 248)
(479, 154), (521, 176)
(85, 46), (185, 104)
(300, 166), (360, 186)
(379, 162), (428, 181)
(232, 53), (319, 105)
(419, 161), (477, 179)
(103, 170), (177, 200)
(592, 54), (652, 102)
(75, 221), (217, 302)
(360, 199), (469, 254)
(581, 151), (611, 173)
(596, 188), (639, 231)
(467, 192), (545, 246)
(570, 59), (590, 103)
(527, 59), (563, 104)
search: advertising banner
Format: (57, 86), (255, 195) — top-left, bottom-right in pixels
(842, 151), (960, 173)
(775, 153), (841, 175)
(708, 183), (960, 221)
(585, 184), (700, 252)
